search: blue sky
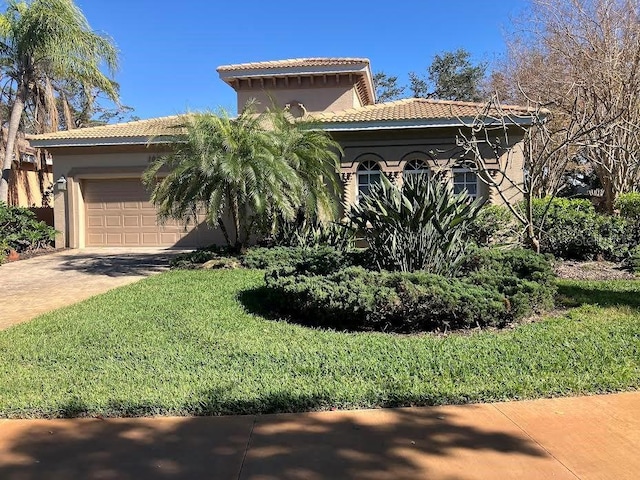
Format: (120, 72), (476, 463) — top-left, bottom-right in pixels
(75, 0), (527, 120)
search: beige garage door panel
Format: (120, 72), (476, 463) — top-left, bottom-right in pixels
(84, 179), (194, 247)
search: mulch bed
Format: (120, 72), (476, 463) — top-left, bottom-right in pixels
(554, 260), (637, 281)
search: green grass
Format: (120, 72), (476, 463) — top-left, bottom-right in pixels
(0, 270), (638, 418)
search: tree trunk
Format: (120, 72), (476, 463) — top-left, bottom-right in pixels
(0, 83), (28, 204)
(602, 179), (616, 214)
(230, 194), (242, 253)
(525, 195), (541, 254)
(217, 218), (231, 247)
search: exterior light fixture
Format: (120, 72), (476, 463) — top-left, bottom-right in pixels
(56, 175), (67, 191)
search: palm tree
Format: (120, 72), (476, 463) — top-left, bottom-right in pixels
(143, 104), (343, 252)
(0, 0), (119, 203)
(268, 108), (342, 220)
(143, 106), (300, 252)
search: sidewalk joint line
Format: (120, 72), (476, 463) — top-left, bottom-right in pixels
(492, 403), (581, 479)
(237, 416), (257, 480)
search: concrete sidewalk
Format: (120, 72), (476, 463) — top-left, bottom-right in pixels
(0, 392), (638, 479)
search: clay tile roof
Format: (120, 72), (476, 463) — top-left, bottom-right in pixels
(217, 57), (370, 72)
(27, 115), (186, 142)
(310, 98), (535, 123)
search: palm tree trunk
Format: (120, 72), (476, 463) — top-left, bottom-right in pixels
(230, 194), (242, 253)
(0, 83), (28, 204)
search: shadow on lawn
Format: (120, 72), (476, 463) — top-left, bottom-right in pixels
(0, 394), (548, 480)
(556, 282), (640, 309)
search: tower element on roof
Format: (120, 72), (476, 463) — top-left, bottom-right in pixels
(217, 57), (376, 114)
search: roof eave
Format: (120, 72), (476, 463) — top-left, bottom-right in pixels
(29, 135), (179, 149)
(312, 117), (534, 132)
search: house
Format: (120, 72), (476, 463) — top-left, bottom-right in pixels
(29, 58), (532, 250)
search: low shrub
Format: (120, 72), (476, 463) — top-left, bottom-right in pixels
(468, 205), (519, 246)
(596, 215), (630, 261)
(616, 192), (640, 247)
(265, 266), (509, 332)
(264, 247), (556, 333)
(615, 192), (640, 220)
(265, 217), (355, 250)
(243, 246), (353, 274)
(531, 197), (602, 260)
(0, 203), (56, 254)
(624, 245), (640, 273)
(461, 248), (557, 318)
(170, 246), (235, 269)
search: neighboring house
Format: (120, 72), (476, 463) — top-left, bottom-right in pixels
(30, 57), (532, 250)
(3, 130), (53, 208)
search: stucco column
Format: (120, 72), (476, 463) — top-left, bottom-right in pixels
(340, 172), (354, 210)
(387, 171), (401, 186)
(53, 187), (67, 249)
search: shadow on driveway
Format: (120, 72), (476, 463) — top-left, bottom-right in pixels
(55, 249), (184, 277)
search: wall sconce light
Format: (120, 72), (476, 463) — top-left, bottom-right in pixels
(56, 175), (67, 191)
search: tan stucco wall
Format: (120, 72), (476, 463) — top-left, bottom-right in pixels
(8, 165), (53, 208)
(237, 86), (357, 114)
(331, 128), (521, 206)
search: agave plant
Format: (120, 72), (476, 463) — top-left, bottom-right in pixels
(348, 173), (481, 274)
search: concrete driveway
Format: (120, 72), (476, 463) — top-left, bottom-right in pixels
(0, 248), (184, 330)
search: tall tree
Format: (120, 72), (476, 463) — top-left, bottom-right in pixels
(0, 0), (119, 203)
(503, 0), (640, 211)
(410, 49), (487, 101)
(373, 71), (406, 103)
(143, 104), (342, 252)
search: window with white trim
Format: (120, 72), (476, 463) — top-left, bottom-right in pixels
(452, 168), (478, 198)
(357, 160), (381, 199)
(403, 158), (431, 181)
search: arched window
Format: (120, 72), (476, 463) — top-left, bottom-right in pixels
(403, 158), (431, 180)
(357, 160), (381, 198)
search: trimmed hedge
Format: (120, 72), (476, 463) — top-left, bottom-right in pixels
(532, 197), (630, 260)
(264, 246), (556, 333)
(243, 246), (353, 273)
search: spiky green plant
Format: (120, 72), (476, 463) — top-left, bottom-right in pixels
(349, 173), (481, 274)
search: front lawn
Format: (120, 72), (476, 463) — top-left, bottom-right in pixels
(0, 270), (638, 418)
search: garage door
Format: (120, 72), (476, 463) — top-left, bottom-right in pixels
(84, 179), (197, 247)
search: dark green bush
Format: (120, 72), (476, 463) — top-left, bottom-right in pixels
(468, 205), (519, 246)
(616, 192), (640, 247)
(460, 248), (557, 318)
(265, 266), (509, 332)
(170, 245), (237, 269)
(531, 197), (630, 260)
(615, 192), (640, 220)
(0, 203), (56, 254)
(243, 246), (353, 274)
(531, 197), (601, 259)
(263, 247), (556, 333)
(624, 245), (640, 273)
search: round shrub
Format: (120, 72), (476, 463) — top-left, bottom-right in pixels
(468, 205), (518, 246)
(263, 247), (556, 333)
(265, 266), (509, 333)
